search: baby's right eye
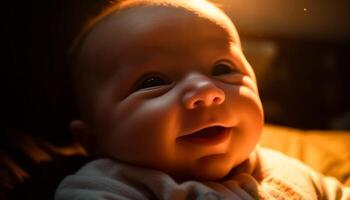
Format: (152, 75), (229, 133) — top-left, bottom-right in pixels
(135, 74), (171, 90)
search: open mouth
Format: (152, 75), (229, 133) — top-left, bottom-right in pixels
(178, 126), (230, 145)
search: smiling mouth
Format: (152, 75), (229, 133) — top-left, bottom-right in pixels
(178, 126), (230, 145)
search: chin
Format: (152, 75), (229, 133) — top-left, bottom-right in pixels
(180, 154), (235, 181)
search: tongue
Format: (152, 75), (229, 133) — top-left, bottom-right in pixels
(186, 126), (224, 138)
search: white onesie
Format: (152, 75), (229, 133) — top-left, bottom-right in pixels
(55, 147), (350, 200)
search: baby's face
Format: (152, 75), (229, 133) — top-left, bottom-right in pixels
(74, 3), (263, 180)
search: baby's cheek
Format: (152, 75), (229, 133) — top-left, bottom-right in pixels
(239, 96), (263, 143)
(238, 83), (263, 117)
(223, 83), (263, 120)
(103, 96), (180, 165)
(225, 85), (263, 149)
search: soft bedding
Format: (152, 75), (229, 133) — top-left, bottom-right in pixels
(260, 124), (350, 186)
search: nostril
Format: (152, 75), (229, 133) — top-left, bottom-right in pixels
(192, 96), (222, 108)
(193, 100), (204, 107)
(213, 97), (222, 104)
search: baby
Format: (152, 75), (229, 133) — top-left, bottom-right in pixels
(55, 0), (350, 199)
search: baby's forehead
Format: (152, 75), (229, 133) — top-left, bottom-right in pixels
(74, 0), (240, 85)
(76, 0), (240, 55)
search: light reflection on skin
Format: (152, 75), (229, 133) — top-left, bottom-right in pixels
(70, 0), (264, 181)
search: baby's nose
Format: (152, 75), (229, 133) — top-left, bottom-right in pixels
(182, 73), (225, 109)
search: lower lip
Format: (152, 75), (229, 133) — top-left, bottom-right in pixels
(179, 127), (231, 146)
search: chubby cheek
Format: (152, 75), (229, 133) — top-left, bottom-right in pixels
(226, 85), (264, 163)
(95, 94), (181, 169)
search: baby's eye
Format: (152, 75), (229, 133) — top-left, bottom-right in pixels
(135, 74), (171, 90)
(211, 61), (239, 76)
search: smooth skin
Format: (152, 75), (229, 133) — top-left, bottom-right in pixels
(70, 1), (264, 181)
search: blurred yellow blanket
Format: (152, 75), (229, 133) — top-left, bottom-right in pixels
(260, 124), (350, 186)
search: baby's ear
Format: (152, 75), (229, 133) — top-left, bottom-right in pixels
(69, 120), (97, 153)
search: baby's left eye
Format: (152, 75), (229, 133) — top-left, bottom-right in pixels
(211, 61), (238, 76)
